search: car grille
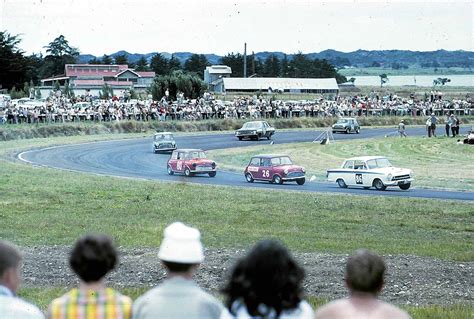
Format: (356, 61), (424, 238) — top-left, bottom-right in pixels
(196, 165), (212, 171)
(237, 130), (253, 135)
(287, 171), (305, 178)
(392, 174), (410, 181)
(159, 143), (174, 148)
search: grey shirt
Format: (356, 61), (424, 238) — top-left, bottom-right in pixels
(133, 277), (223, 319)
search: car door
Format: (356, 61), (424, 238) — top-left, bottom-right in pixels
(353, 160), (367, 186)
(168, 151), (178, 170)
(247, 157), (261, 179)
(341, 160), (355, 185)
(259, 158), (272, 180)
(175, 151), (186, 172)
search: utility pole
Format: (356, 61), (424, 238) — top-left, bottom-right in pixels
(243, 43), (247, 78)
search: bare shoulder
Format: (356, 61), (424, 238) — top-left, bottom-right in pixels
(314, 299), (351, 318)
(379, 301), (411, 319)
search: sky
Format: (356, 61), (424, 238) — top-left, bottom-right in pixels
(1, 0), (473, 56)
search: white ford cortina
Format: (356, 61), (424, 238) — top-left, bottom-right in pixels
(326, 156), (414, 190)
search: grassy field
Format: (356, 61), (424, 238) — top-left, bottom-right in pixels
(1, 134), (473, 318)
(208, 136), (474, 191)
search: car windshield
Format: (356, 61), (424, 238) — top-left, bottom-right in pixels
(155, 134), (173, 141)
(242, 122), (261, 129)
(336, 119), (349, 124)
(185, 151), (206, 159)
(366, 158), (392, 169)
(271, 156), (293, 166)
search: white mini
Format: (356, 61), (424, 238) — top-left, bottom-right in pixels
(327, 156), (414, 190)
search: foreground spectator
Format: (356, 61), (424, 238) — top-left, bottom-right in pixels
(48, 234), (132, 319)
(315, 249), (410, 319)
(220, 239), (314, 318)
(0, 240), (44, 319)
(133, 222), (223, 319)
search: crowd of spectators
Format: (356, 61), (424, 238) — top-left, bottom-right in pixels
(0, 91), (472, 125)
(1, 222), (412, 319)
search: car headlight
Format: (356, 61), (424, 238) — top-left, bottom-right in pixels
(212, 162), (216, 169)
(387, 173), (393, 180)
(192, 163), (197, 168)
(302, 167), (306, 173)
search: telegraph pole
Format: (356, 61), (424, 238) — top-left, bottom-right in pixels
(243, 42), (247, 78)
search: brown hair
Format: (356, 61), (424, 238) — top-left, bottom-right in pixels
(0, 241), (22, 276)
(346, 249), (386, 294)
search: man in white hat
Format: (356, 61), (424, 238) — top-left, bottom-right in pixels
(132, 222), (223, 319)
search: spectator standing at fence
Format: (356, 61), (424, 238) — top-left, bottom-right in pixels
(133, 222), (223, 319)
(315, 249), (410, 319)
(444, 113), (452, 137)
(220, 239), (314, 318)
(429, 113), (438, 137)
(0, 240), (44, 319)
(451, 114), (460, 137)
(398, 120), (407, 137)
(48, 234), (132, 319)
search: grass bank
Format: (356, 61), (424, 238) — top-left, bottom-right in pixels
(2, 116), (472, 141)
(208, 136), (474, 191)
(18, 288), (474, 319)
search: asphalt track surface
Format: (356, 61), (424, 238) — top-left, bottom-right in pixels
(19, 126), (474, 201)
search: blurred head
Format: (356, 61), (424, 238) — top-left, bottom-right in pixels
(345, 249), (386, 295)
(222, 240), (305, 317)
(69, 234), (117, 283)
(0, 240), (22, 292)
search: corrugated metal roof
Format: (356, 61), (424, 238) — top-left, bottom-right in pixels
(222, 77), (338, 90)
(206, 65), (232, 74)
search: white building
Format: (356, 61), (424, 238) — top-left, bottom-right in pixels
(204, 65), (232, 92)
(213, 77), (339, 94)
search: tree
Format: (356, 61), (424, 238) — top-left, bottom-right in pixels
(262, 54), (281, 77)
(101, 54), (113, 65)
(41, 35), (79, 78)
(135, 57), (149, 71)
(184, 54), (209, 79)
(150, 53), (169, 75)
(99, 83), (113, 99)
(433, 77), (451, 86)
(379, 74), (389, 87)
(114, 53), (128, 65)
(89, 57), (101, 64)
(349, 77), (356, 84)
(168, 55), (181, 73)
(0, 31), (31, 90)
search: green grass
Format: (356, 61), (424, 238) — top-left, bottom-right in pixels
(18, 288), (474, 319)
(0, 136), (473, 261)
(208, 136), (474, 191)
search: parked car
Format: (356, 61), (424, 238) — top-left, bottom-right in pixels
(244, 154), (305, 185)
(153, 132), (177, 153)
(332, 117), (360, 134)
(167, 149), (217, 177)
(326, 156), (413, 190)
(235, 121), (275, 140)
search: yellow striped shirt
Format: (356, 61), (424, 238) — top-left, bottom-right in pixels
(48, 288), (131, 319)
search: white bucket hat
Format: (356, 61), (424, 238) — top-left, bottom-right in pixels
(158, 222), (204, 263)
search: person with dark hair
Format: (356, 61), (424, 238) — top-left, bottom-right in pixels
(0, 240), (44, 319)
(315, 249), (410, 319)
(133, 222), (223, 319)
(220, 240), (314, 318)
(47, 234), (132, 319)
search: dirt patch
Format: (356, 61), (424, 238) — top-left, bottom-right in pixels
(21, 246), (472, 306)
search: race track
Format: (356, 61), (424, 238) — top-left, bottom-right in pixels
(19, 126), (474, 201)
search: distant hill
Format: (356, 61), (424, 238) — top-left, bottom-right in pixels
(78, 49), (474, 68)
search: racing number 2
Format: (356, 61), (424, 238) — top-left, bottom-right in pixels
(355, 173), (363, 184)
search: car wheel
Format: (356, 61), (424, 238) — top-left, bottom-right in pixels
(245, 173), (254, 183)
(332, 130), (337, 134)
(167, 165), (174, 175)
(273, 175), (283, 184)
(399, 183), (411, 190)
(238, 136), (243, 141)
(267, 135), (271, 140)
(184, 167), (193, 177)
(208, 171), (216, 177)
(373, 179), (386, 190)
(356, 128), (360, 134)
(337, 179), (347, 188)
(345, 128), (350, 134)
(296, 178), (305, 185)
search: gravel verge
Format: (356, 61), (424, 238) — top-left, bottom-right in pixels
(21, 246), (472, 306)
